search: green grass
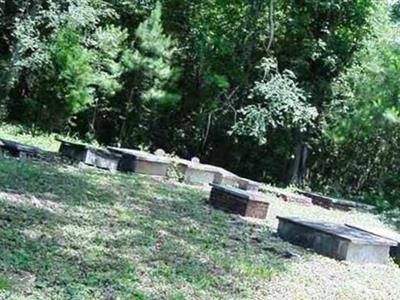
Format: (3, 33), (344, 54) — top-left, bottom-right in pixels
(1, 125), (400, 299)
(0, 159), (289, 299)
(0, 123), (60, 152)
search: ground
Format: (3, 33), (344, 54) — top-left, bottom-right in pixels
(0, 125), (400, 299)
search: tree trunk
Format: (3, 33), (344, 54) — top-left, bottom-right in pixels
(289, 143), (309, 185)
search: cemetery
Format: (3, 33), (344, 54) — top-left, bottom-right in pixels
(1, 129), (400, 299)
(2, 136), (400, 263)
(3, 1), (400, 298)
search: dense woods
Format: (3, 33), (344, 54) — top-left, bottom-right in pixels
(1, 0), (400, 209)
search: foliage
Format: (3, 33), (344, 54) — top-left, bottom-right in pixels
(2, 0), (400, 209)
(231, 58), (318, 145)
(125, 2), (178, 104)
(312, 2), (400, 208)
(50, 27), (95, 116)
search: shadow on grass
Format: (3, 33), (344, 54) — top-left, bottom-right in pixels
(0, 159), (150, 298)
(0, 158), (297, 299)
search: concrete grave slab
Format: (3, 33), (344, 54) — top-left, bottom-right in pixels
(209, 184), (270, 219)
(108, 147), (171, 176)
(264, 187), (312, 205)
(345, 224), (400, 264)
(299, 191), (376, 212)
(212, 168), (239, 187)
(236, 177), (262, 191)
(176, 160), (219, 185)
(58, 139), (120, 171)
(277, 217), (397, 264)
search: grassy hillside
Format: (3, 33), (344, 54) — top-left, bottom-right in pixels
(0, 127), (400, 299)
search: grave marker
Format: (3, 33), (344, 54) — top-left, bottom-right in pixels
(277, 217), (396, 264)
(209, 184), (270, 219)
(299, 191), (375, 212)
(58, 139), (120, 171)
(108, 147), (171, 176)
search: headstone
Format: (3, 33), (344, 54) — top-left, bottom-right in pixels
(209, 184), (270, 219)
(191, 157), (200, 164)
(154, 149), (166, 157)
(277, 217), (397, 264)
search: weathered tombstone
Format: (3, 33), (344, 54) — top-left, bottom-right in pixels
(154, 149), (166, 157)
(299, 191), (375, 212)
(277, 217), (397, 264)
(108, 147), (171, 176)
(209, 184), (270, 219)
(191, 157), (200, 164)
(58, 139), (120, 171)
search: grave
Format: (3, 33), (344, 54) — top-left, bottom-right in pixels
(236, 177), (261, 192)
(58, 139), (120, 171)
(0, 138), (48, 158)
(345, 224), (400, 264)
(108, 147), (171, 176)
(177, 160), (219, 185)
(264, 187), (312, 205)
(209, 184), (270, 219)
(212, 168), (240, 187)
(277, 217), (397, 264)
(299, 191), (375, 212)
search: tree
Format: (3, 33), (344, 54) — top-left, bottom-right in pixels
(116, 1), (179, 146)
(313, 1), (400, 208)
(272, 0), (376, 183)
(231, 57), (317, 145)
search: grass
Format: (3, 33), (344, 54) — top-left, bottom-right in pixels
(0, 123), (60, 152)
(0, 159), (289, 299)
(0, 124), (400, 299)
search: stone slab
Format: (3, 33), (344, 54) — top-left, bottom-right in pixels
(264, 187), (312, 205)
(345, 224), (400, 263)
(212, 169), (239, 187)
(108, 147), (170, 176)
(236, 177), (262, 191)
(277, 217), (396, 264)
(176, 161), (220, 185)
(209, 184), (270, 219)
(299, 191), (375, 212)
(58, 139), (120, 171)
